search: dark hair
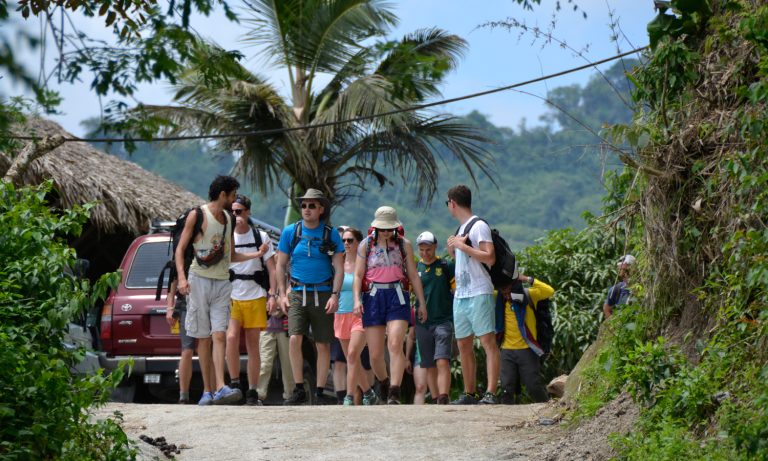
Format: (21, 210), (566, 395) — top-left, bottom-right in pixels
(447, 184), (472, 208)
(234, 194), (251, 210)
(342, 226), (364, 243)
(208, 175), (240, 201)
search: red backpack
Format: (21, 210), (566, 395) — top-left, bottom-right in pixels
(361, 226), (410, 293)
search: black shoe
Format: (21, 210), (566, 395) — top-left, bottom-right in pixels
(315, 393), (338, 406)
(245, 389), (262, 406)
(178, 397), (190, 405)
(450, 393), (478, 405)
(284, 387), (307, 405)
(387, 395), (401, 405)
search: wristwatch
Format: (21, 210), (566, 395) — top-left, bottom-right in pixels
(331, 291), (339, 296)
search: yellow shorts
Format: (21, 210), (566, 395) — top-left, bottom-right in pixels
(230, 298), (267, 329)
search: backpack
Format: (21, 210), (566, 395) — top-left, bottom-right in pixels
(229, 226), (270, 291)
(155, 207), (203, 301)
(361, 226), (410, 292)
(524, 288), (554, 356)
(458, 217), (519, 289)
(289, 221), (337, 257)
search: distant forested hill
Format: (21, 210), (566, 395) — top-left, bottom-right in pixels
(93, 60), (636, 249)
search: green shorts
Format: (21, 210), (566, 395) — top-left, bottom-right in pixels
(287, 291), (335, 343)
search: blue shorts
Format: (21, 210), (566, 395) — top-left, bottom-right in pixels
(362, 288), (410, 327)
(453, 294), (495, 339)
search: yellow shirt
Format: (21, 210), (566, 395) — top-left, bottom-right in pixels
(501, 279), (555, 350)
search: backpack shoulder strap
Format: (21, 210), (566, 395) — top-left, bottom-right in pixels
(252, 226), (263, 248)
(192, 206), (204, 239)
(290, 221), (302, 254)
(460, 216), (482, 237)
(323, 224), (333, 251)
(523, 287), (534, 310)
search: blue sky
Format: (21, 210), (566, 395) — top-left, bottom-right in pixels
(4, 1), (656, 137)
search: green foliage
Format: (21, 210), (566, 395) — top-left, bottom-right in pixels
(0, 181), (135, 460)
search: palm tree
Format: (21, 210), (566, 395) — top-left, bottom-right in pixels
(138, 0), (494, 223)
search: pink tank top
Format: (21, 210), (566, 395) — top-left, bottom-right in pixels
(364, 237), (405, 283)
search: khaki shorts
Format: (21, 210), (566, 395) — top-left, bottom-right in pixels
(231, 298), (268, 329)
(186, 272), (232, 338)
(287, 291), (334, 343)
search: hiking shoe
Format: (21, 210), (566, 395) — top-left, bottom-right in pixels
(179, 396), (190, 405)
(450, 393), (478, 405)
(362, 390), (380, 406)
(213, 385), (243, 405)
(437, 394), (450, 405)
(314, 393), (338, 406)
(479, 391), (499, 404)
(198, 391), (214, 406)
(245, 389), (262, 406)
(343, 395), (354, 406)
(387, 395), (401, 405)
(284, 387), (307, 406)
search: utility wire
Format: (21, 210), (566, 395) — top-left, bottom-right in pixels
(12, 46), (647, 143)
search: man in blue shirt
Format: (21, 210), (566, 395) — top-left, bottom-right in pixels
(603, 254), (635, 319)
(275, 188), (344, 405)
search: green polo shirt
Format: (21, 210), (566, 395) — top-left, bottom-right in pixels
(417, 257), (455, 327)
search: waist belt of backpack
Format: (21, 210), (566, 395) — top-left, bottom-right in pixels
(368, 282), (406, 305)
(229, 269), (267, 283)
(290, 278), (332, 307)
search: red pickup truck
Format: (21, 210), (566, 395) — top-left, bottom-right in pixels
(98, 218), (282, 402)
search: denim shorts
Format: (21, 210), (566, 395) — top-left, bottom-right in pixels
(453, 294), (495, 339)
(362, 288), (410, 327)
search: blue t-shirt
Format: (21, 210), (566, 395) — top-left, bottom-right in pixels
(278, 221), (342, 290)
(605, 281), (631, 307)
(337, 272), (355, 314)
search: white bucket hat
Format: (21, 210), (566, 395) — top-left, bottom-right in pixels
(370, 206), (401, 229)
(617, 254), (636, 266)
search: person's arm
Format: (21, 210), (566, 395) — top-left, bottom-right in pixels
(275, 251), (290, 314)
(352, 240), (367, 317)
(325, 251), (344, 314)
(266, 255), (277, 314)
(165, 280), (178, 327)
(524, 275), (554, 303)
(175, 208), (199, 296)
(404, 239), (427, 323)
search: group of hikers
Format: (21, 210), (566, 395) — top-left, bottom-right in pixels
(165, 175), (635, 406)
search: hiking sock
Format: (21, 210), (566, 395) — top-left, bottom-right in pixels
(336, 390), (346, 403)
(295, 383), (305, 391)
(230, 379), (240, 390)
(249, 384), (258, 390)
(389, 385), (401, 400)
(316, 387), (325, 399)
(180, 391), (190, 401)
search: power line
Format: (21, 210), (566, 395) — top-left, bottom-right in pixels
(12, 46), (647, 143)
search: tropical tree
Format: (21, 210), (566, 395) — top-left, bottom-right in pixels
(128, 0), (494, 223)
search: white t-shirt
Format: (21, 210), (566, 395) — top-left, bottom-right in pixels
(230, 228), (274, 300)
(455, 216), (493, 298)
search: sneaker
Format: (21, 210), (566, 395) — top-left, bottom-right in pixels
(387, 395), (401, 405)
(362, 390), (380, 406)
(198, 391), (214, 406)
(479, 391), (499, 404)
(314, 393), (338, 406)
(212, 385), (243, 405)
(343, 395), (354, 406)
(450, 393), (478, 405)
(437, 394), (450, 405)
(179, 396), (190, 405)
(245, 389), (262, 406)
(284, 387), (307, 406)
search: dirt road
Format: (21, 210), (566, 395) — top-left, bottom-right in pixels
(97, 402), (562, 460)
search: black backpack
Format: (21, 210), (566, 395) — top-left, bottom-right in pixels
(229, 226), (270, 291)
(459, 217), (519, 289)
(524, 288), (554, 356)
(289, 221), (337, 257)
(155, 207), (203, 301)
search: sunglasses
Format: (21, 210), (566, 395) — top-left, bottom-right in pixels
(445, 200), (452, 207)
(342, 238), (356, 244)
(301, 202), (318, 210)
(376, 228), (395, 233)
(233, 209), (246, 215)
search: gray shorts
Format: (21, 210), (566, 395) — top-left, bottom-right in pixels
(185, 272), (232, 338)
(178, 310), (195, 350)
(415, 321), (454, 368)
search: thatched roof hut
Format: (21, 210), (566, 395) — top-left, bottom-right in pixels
(10, 118), (205, 278)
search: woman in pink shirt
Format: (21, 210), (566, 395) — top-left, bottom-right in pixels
(353, 206), (427, 404)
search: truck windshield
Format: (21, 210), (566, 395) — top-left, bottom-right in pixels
(125, 241), (172, 289)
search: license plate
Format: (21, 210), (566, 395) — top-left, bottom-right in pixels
(144, 374), (161, 384)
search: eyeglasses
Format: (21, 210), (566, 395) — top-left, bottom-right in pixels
(233, 209), (246, 215)
(301, 203), (318, 210)
(342, 238), (356, 244)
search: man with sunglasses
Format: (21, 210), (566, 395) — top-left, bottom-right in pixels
(226, 194), (276, 405)
(275, 188), (344, 405)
